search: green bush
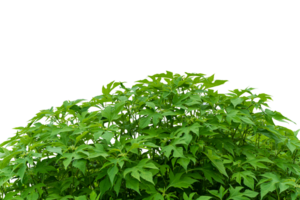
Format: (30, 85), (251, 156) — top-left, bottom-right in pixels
(0, 71), (299, 200)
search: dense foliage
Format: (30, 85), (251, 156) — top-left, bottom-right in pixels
(0, 71), (299, 200)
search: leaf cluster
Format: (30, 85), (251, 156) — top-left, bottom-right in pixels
(0, 71), (300, 200)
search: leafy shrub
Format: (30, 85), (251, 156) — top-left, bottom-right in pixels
(0, 71), (299, 200)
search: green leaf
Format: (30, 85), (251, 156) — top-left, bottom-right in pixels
(231, 97), (244, 108)
(231, 170), (257, 190)
(46, 146), (62, 155)
(174, 123), (201, 137)
(139, 109), (163, 128)
(99, 176), (111, 199)
(226, 185), (258, 200)
(107, 164), (119, 184)
(208, 185), (228, 199)
(102, 80), (121, 96)
(73, 159), (87, 175)
(125, 175), (141, 195)
(166, 172), (198, 191)
(203, 149), (228, 177)
(196, 196), (213, 200)
(101, 101), (125, 122)
(74, 196), (87, 200)
(238, 116), (255, 125)
(89, 191), (97, 200)
(75, 131), (89, 145)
